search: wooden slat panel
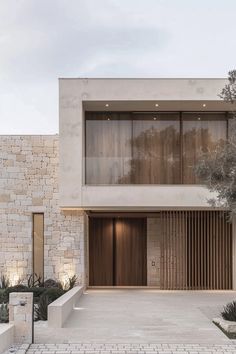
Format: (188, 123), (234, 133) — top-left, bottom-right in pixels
(220, 211), (223, 289)
(207, 211), (210, 289)
(160, 212), (164, 289)
(213, 211), (216, 289)
(188, 211), (191, 289)
(228, 219), (232, 289)
(160, 210), (232, 290)
(210, 211), (213, 289)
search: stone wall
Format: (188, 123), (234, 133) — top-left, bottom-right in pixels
(0, 136), (86, 285)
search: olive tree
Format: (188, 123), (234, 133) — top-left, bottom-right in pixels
(195, 70), (236, 217)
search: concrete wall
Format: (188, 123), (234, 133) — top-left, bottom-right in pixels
(48, 286), (83, 328)
(59, 78), (228, 209)
(0, 136), (86, 285)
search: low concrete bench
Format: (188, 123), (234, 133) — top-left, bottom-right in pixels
(48, 286), (84, 328)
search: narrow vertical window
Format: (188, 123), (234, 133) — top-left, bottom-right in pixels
(33, 213), (44, 279)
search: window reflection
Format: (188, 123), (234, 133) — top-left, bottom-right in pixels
(182, 113), (227, 183)
(85, 112), (227, 185)
(86, 113), (180, 184)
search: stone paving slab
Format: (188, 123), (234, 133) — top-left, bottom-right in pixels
(25, 343), (236, 354)
(36, 290), (236, 345)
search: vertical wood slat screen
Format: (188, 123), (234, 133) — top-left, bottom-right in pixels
(160, 211), (232, 290)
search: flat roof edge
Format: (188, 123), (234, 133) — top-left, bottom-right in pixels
(58, 77), (228, 80)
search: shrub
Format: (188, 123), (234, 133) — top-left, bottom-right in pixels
(4, 285), (28, 301)
(35, 295), (49, 321)
(4, 285), (46, 303)
(67, 275), (77, 290)
(221, 301), (236, 321)
(28, 287), (46, 303)
(0, 303), (9, 323)
(27, 273), (43, 288)
(0, 275), (10, 289)
(42, 287), (65, 302)
(35, 287), (65, 321)
(0, 289), (6, 303)
(43, 279), (62, 289)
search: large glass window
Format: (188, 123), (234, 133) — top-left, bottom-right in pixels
(131, 113), (180, 184)
(85, 112), (180, 184)
(86, 112), (227, 184)
(85, 112), (132, 184)
(182, 113), (227, 183)
(33, 213), (44, 279)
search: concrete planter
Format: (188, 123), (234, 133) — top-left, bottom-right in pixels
(0, 324), (14, 354)
(213, 317), (236, 333)
(48, 286), (84, 328)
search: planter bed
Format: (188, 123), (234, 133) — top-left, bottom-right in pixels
(213, 317), (236, 339)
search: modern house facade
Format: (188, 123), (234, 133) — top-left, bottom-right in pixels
(1, 78), (236, 289)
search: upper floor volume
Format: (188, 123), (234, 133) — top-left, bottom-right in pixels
(59, 78), (234, 209)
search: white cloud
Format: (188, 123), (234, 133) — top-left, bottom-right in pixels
(0, 0), (236, 133)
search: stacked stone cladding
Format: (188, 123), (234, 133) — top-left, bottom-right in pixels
(0, 135), (85, 285)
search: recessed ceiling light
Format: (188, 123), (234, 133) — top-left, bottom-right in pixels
(153, 117), (157, 120)
(198, 117), (201, 121)
(202, 103), (206, 107)
(155, 103), (159, 107)
(105, 103), (109, 107)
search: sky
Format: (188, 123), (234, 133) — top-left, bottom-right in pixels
(0, 0), (236, 134)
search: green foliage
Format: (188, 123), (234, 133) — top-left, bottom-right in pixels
(0, 276), (68, 321)
(0, 275), (10, 289)
(42, 287), (65, 302)
(0, 303), (9, 323)
(221, 301), (236, 322)
(63, 275), (78, 291)
(43, 278), (63, 289)
(35, 294), (49, 321)
(4, 285), (30, 302)
(0, 289), (6, 303)
(27, 273), (43, 288)
(35, 287), (65, 320)
(29, 287), (46, 298)
(4, 285), (46, 303)
(220, 70), (236, 103)
(195, 70), (236, 218)
(27, 287), (46, 303)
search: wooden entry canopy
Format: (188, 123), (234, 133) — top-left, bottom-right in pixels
(89, 218), (147, 286)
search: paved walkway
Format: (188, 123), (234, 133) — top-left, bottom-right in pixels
(25, 343), (236, 353)
(35, 290), (236, 344)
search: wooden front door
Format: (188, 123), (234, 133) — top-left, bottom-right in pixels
(89, 218), (113, 286)
(114, 218), (147, 286)
(89, 217), (147, 286)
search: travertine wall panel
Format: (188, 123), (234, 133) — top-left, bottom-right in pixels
(0, 136), (86, 285)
